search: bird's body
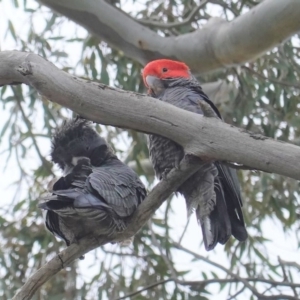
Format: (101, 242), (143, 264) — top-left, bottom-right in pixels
(39, 119), (146, 246)
(143, 59), (248, 250)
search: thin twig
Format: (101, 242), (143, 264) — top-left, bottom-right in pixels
(227, 286), (246, 300)
(102, 249), (146, 259)
(112, 242), (300, 300)
(278, 256), (299, 298)
(178, 217), (190, 245)
(173, 243), (299, 300)
(113, 278), (174, 300)
(149, 221), (178, 279)
(278, 256), (289, 282)
(278, 259), (300, 271)
(114, 275), (300, 300)
(242, 66), (300, 89)
(137, 0), (208, 29)
(12, 87), (54, 176)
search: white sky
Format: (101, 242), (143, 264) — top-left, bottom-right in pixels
(0, 1), (299, 299)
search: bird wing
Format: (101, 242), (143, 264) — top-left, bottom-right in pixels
(214, 162), (247, 241)
(162, 81), (247, 242)
(183, 87), (247, 240)
(44, 210), (70, 245)
(42, 159), (146, 218)
(87, 159), (147, 218)
(148, 134), (184, 180)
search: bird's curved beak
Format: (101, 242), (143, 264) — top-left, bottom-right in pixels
(145, 75), (159, 88)
(145, 75), (164, 96)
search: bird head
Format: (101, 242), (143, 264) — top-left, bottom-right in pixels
(142, 59), (191, 95)
(51, 118), (109, 171)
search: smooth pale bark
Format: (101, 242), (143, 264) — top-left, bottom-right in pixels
(0, 50), (299, 180)
(37, 0), (300, 73)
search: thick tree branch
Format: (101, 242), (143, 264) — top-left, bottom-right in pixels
(37, 0), (300, 73)
(0, 51), (300, 180)
(12, 156), (201, 300)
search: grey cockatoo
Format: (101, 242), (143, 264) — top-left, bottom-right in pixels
(142, 59), (248, 250)
(39, 118), (146, 247)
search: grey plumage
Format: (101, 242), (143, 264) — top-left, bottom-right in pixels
(39, 118), (146, 246)
(147, 76), (248, 251)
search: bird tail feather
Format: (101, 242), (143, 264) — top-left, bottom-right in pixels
(181, 164), (232, 251)
(195, 183), (232, 251)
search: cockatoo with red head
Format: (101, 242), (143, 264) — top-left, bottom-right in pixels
(142, 59), (248, 251)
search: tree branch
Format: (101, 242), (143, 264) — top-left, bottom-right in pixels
(36, 0), (300, 73)
(116, 276), (300, 300)
(114, 274), (300, 300)
(13, 87), (54, 176)
(0, 51), (300, 180)
(12, 156), (202, 300)
(114, 278), (174, 300)
(173, 243), (299, 300)
(242, 66), (300, 89)
(137, 0), (209, 29)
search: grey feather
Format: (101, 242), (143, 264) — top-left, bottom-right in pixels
(39, 118), (147, 246)
(148, 77), (248, 250)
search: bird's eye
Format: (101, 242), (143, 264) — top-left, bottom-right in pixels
(162, 68), (168, 73)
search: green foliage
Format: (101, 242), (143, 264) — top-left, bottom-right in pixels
(0, 0), (300, 299)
